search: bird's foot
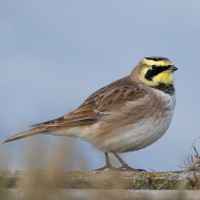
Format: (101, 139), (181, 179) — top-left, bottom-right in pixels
(93, 163), (118, 171)
(93, 152), (146, 172)
(116, 164), (146, 172)
(93, 164), (145, 172)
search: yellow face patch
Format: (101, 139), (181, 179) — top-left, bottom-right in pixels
(143, 57), (173, 66)
(139, 65), (174, 86)
(152, 71), (174, 85)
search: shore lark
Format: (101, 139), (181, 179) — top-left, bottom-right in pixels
(4, 56), (177, 171)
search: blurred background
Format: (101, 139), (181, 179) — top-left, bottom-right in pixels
(1, 0), (200, 171)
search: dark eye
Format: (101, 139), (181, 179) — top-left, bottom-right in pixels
(152, 65), (157, 70)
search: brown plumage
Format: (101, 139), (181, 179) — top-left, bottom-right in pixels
(4, 56), (177, 171)
(4, 76), (146, 143)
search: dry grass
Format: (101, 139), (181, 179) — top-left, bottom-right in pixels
(157, 138), (200, 190)
(184, 138), (200, 190)
(0, 137), (200, 199)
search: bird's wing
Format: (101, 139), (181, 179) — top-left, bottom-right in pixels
(4, 76), (147, 143)
(31, 76), (147, 127)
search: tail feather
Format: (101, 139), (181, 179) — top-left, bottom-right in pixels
(3, 127), (49, 144)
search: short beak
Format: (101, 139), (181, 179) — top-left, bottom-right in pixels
(169, 65), (178, 72)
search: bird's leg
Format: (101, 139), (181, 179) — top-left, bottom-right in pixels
(111, 150), (145, 172)
(93, 153), (117, 171)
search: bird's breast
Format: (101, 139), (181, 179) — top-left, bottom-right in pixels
(89, 91), (176, 153)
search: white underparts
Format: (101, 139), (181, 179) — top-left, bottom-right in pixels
(90, 89), (176, 153)
(48, 89), (176, 154)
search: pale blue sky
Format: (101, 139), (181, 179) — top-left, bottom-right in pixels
(1, 0), (200, 171)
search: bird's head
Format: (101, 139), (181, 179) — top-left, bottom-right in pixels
(132, 56), (178, 87)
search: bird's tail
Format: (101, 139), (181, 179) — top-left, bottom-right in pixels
(3, 127), (50, 144)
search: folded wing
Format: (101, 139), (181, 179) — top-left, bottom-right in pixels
(4, 76), (146, 143)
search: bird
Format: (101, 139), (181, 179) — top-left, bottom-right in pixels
(4, 56), (178, 171)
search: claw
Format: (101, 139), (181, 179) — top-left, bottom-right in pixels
(93, 165), (117, 171)
(111, 151), (146, 172)
(116, 165), (146, 172)
(93, 152), (146, 172)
